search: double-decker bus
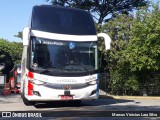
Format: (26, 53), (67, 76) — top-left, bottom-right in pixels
(21, 5), (111, 106)
(9, 64), (21, 93)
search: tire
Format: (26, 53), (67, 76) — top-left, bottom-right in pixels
(21, 86), (35, 106)
(22, 94), (35, 106)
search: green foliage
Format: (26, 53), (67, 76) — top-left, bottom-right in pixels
(100, 2), (160, 96)
(124, 76), (139, 94)
(46, 0), (149, 23)
(125, 3), (160, 72)
(111, 70), (139, 95)
(0, 38), (22, 78)
(110, 70), (126, 95)
(0, 39), (14, 76)
(9, 42), (23, 65)
(101, 14), (134, 71)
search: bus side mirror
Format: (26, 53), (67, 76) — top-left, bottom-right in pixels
(97, 33), (111, 50)
(23, 27), (30, 46)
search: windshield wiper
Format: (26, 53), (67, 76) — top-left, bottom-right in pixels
(81, 65), (89, 72)
(39, 67), (57, 74)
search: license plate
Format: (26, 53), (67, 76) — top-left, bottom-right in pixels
(60, 95), (73, 100)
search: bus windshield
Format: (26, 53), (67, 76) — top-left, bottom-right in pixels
(30, 37), (98, 74)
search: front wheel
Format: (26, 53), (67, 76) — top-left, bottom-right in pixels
(21, 86), (35, 106)
(22, 94), (35, 106)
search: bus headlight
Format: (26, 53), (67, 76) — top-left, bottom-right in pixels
(88, 80), (98, 85)
(29, 79), (46, 85)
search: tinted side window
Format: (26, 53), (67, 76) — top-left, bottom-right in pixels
(31, 6), (96, 35)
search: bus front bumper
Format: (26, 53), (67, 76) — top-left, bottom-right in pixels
(26, 84), (99, 101)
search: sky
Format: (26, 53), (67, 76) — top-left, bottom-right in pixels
(0, 0), (158, 42)
(0, 0), (50, 42)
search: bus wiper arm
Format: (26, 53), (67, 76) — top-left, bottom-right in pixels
(39, 68), (56, 74)
(81, 65), (89, 72)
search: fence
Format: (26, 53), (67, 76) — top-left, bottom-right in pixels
(99, 73), (110, 95)
(99, 73), (160, 96)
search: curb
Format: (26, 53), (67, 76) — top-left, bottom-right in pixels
(99, 95), (160, 100)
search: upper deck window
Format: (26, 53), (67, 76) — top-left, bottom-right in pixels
(31, 6), (96, 35)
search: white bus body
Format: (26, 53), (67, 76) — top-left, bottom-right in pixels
(21, 5), (111, 106)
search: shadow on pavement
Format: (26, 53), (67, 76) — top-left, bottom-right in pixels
(34, 96), (134, 109)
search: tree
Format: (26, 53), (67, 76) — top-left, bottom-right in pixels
(102, 14), (134, 69)
(99, 2), (160, 95)
(9, 42), (23, 65)
(125, 3), (160, 72)
(124, 3), (160, 93)
(0, 39), (14, 79)
(114, 2), (160, 95)
(46, 0), (149, 23)
(0, 39), (23, 80)
(100, 14), (140, 95)
(14, 31), (22, 39)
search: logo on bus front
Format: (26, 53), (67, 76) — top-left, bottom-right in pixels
(64, 85), (71, 90)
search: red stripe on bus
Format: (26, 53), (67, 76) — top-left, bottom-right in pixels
(28, 71), (34, 78)
(28, 81), (33, 96)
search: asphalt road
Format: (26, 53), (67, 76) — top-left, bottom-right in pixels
(0, 94), (160, 120)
